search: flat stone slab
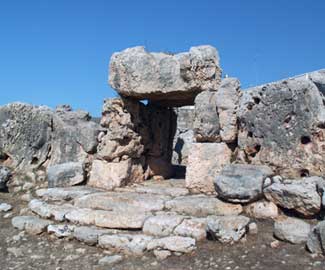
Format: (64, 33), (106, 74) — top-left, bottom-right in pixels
(29, 199), (75, 222)
(109, 45), (221, 106)
(165, 195), (243, 217)
(147, 236), (196, 253)
(133, 182), (189, 197)
(74, 192), (170, 212)
(12, 216), (53, 235)
(143, 214), (185, 237)
(36, 186), (102, 201)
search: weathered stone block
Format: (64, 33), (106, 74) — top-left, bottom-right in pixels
(88, 159), (144, 190)
(185, 142), (232, 193)
(238, 70), (325, 177)
(47, 162), (85, 188)
(109, 45), (221, 106)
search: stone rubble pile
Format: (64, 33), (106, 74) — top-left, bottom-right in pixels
(0, 44), (325, 260)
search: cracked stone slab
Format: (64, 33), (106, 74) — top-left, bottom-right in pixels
(143, 214), (185, 237)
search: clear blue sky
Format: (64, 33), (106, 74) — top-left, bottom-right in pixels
(0, 1), (324, 116)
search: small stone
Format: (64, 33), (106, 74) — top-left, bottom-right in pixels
(4, 213), (13, 219)
(47, 224), (75, 238)
(248, 222), (258, 235)
(153, 250), (172, 260)
(0, 203), (12, 212)
(270, 240), (280, 249)
(207, 215), (250, 244)
(98, 255), (123, 266)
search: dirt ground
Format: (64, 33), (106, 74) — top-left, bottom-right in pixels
(1, 192), (324, 270)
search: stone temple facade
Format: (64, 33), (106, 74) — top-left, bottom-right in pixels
(1, 45), (325, 260)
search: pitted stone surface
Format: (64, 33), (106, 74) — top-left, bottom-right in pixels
(238, 70), (325, 177)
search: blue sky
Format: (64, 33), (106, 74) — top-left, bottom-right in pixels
(0, 0), (324, 116)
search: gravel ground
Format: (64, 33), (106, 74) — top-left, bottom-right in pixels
(1, 192), (324, 270)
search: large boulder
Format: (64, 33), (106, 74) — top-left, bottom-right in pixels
(264, 177), (323, 217)
(214, 164), (273, 203)
(109, 46), (222, 107)
(238, 70), (325, 177)
(0, 103), (53, 170)
(50, 106), (101, 166)
(186, 142), (233, 193)
(0, 103), (101, 174)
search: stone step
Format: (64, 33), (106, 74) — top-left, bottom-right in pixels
(11, 215), (197, 256)
(29, 199), (152, 229)
(36, 186), (103, 202)
(74, 191), (170, 212)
